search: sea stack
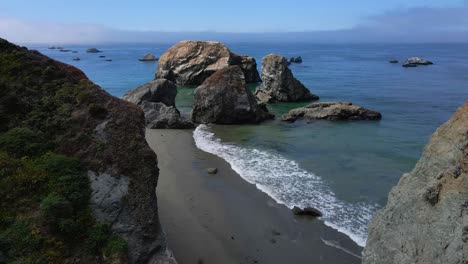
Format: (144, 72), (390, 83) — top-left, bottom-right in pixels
(192, 65), (273, 124)
(255, 54), (319, 103)
(402, 57), (433, 67)
(123, 79), (194, 129)
(281, 102), (382, 122)
(363, 102), (468, 264)
(156, 40), (261, 85)
(139, 53), (158, 61)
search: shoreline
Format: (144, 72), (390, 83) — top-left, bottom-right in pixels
(146, 128), (363, 264)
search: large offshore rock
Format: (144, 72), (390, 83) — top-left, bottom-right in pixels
(256, 54), (318, 103)
(281, 102), (382, 122)
(192, 65), (273, 124)
(363, 102), (468, 264)
(156, 40), (261, 85)
(123, 79), (177, 107)
(123, 79), (193, 129)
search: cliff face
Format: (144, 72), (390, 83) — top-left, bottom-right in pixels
(0, 39), (174, 263)
(363, 102), (468, 264)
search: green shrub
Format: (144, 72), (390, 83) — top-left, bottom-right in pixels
(40, 194), (73, 231)
(86, 223), (110, 253)
(0, 221), (42, 260)
(0, 127), (51, 157)
(104, 236), (128, 256)
(88, 103), (108, 119)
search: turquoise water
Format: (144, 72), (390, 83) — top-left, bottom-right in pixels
(33, 43), (468, 246)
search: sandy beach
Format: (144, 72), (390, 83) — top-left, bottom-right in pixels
(146, 128), (363, 264)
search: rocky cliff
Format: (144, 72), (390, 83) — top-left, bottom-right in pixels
(363, 102), (468, 264)
(0, 38), (175, 263)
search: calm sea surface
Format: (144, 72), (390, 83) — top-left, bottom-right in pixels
(32, 43), (468, 246)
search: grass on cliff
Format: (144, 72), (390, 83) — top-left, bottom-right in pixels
(0, 41), (126, 263)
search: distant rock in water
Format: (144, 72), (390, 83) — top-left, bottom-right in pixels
(363, 102), (468, 264)
(156, 40), (261, 85)
(99, 55), (106, 58)
(289, 56), (303, 63)
(86, 48), (102, 53)
(281, 102), (382, 122)
(402, 57), (433, 67)
(123, 79), (194, 129)
(255, 54), (319, 103)
(192, 65), (273, 124)
(105, 59), (112, 61)
(139, 53), (158, 61)
(72, 51), (78, 53)
(72, 57), (80, 61)
(389, 59), (399, 63)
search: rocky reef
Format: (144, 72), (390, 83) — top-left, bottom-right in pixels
(282, 102), (382, 122)
(123, 79), (194, 129)
(363, 102), (468, 264)
(155, 40), (261, 85)
(192, 65), (273, 124)
(402, 57), (433, 67)
(0, 38), (175, 263)
(255, 54), (318, 103)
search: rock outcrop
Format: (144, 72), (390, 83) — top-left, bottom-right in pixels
(86, 48), (102, 53)
(139, 53), (158, 61)
(256, 54), (318, 103)
(363, 102), (468, 264)
(192, 65), (273, 124)
(155, 40), (261, 85)
(289, 56), (303, 63)
(402, 57), (433, 67)
(0, 38), (175, 263)
(123, 79), (194, 129)
(282, 102), (382, 122)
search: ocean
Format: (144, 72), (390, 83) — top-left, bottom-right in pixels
(32, 42), (468, 247)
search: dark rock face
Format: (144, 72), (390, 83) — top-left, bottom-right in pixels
(289, 56), (303, 63)
(192, 65), (273, 124)
(123, 79), (194, 129)
(256, 54), (318, 103)
(363, 102), (468, 264)
(123, 79), (177, 107)
(139, 53), (158, 61)
(282, 102), (382, 122)
(0, 38), (175, 263)
(402, 57), (433, 67)
(141, 102), (194, 129)
(292, 206), (322, 217)
(156, 40), (261, 85)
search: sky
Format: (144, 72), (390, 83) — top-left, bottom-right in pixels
(0, 0), (467, 43)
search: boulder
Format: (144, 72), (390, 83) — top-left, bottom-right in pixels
(141, 102), (194, 129)
(363, 102), (468, 264)
(292, 206), (322, 217)
(123, 79), (177, 107)
(206, 168), (218, 174)
(139, 53), (158, 61)
(156, 40), (261, 85)
(402, 57), (433, 67)
(123, 79), (194, 129)
(192, 65), (273, 124)
(256, 54), (318, 103)
(86, 48), (102, 53)
(281, 102), (382, 122)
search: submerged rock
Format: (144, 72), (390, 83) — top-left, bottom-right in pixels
(292, 206), (322, 217)
(256, 54), (318, 103)
(156, 40), (261, 85)
(139, 53), (158, 61)
(363, 102), (468, 264)
(289, 56), (303, 63)
(389, 59), (399, 63)
(402, 57), (433, 67)
(123, 79), (194, 129)
(86, 48), (102, 53)
(282, 102), (382, 122)
(192, 65), (273, 124)
(72, 57), (80, 61)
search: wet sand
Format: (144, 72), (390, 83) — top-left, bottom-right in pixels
(146, 128), (362, 264)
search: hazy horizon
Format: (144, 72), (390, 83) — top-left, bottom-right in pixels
(1, 0), (468, 44)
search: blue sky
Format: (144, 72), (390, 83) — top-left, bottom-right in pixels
(0, 0), (467, 43)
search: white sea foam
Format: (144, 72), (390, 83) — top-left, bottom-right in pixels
(193, 124), (378, 247)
